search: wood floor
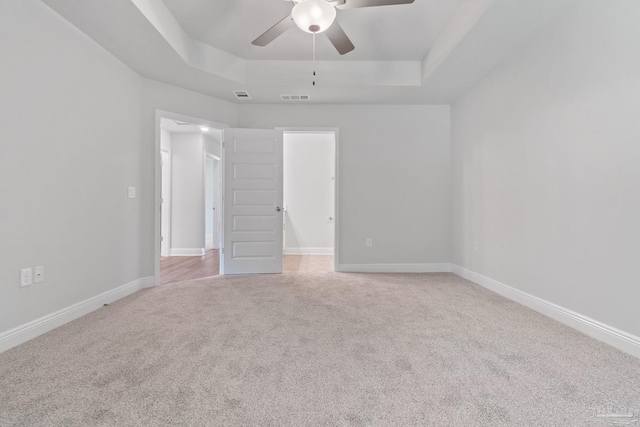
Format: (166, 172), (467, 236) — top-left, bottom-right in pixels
(159, 250), (220, 285)
(160, 251), (334, 285)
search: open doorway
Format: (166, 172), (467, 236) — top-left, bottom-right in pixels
(156, 113), (225, 285)
(282, 130), (337, 272)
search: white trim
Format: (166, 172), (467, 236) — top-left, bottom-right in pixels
(205, 233), (215, 249)
(451, 265), (640, 359)
(160, 149), (172, 257)
(337, 263), (452, 273)
(284, 247), (334, 255)
(169, 248), (205, 256)
(0, 276), (154, 354)
(204, 153), (221, 250)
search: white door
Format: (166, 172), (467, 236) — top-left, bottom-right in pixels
(222, 128), (283, 274)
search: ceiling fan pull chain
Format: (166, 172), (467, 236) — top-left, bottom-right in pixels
(312, 32), (316, 86)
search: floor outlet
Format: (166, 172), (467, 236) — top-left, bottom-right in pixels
(20, 268), (33, 287)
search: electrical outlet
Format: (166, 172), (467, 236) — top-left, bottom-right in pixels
(34, 266), (44, 283)
(473, 241), (479, 253)
(128, 186), (136, 199)
(366, 238), (373, 248)
(20, 268), (33, 287)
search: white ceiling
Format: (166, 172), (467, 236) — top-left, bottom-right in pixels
(160, 0), (463, 61)
(40, 0), (579, 104)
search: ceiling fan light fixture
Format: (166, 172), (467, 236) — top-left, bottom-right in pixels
(292, 0), (336, 34)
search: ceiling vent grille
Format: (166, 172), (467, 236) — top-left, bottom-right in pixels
(233, 90), (252, 100)
(281, 95), (310, 101)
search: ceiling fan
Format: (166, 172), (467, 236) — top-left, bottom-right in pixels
(252, 0), (415, 55)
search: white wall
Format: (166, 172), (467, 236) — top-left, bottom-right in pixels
(0, 1), (143, 333)
(170, 133), (205, 253)
(451, 1), (640, 337)
(284, 133), (335, 254)
(239, 105), (451, 268)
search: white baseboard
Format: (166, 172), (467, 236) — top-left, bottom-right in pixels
(0, 276), (154, 354)
(205, 234), (214, 248)
(284, 247), (334, 255)
(170, 248), (205, 256)
(451, 265), (640, 359)
(337, 263), (452, 273)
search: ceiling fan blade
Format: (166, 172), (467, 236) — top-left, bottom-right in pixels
(325, 21), (355, 55)
(252, 15), (296, 47)
(338, 0), (414, 10)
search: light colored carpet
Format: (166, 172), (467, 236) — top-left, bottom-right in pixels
(1, 272), (639, 426)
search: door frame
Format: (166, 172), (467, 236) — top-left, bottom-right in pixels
(160, 149), (171, 257)
(154, 110), (228, 286)
(204, 153), (221, 251)
(277, 127), (340, 272)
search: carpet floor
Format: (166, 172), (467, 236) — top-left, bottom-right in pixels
(1, 272), (639, 426)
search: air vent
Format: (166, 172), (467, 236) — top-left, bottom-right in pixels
(281, 95), (310, 101)
(233, 90), (252, 100)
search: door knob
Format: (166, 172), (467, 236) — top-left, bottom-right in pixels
(276, 206), (282, 212)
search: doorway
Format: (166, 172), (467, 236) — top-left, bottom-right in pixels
(282, 130), (337, 272)
(155, 118), (340, 282)
(155, 111), (226, 285)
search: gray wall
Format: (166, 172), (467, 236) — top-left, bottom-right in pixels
(451, 1), (640, 336)
(0, 0), (143, 332)
(239, 105), (451, 266)
(0, 0), (240, 335)
(170, 133), (205, 252)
